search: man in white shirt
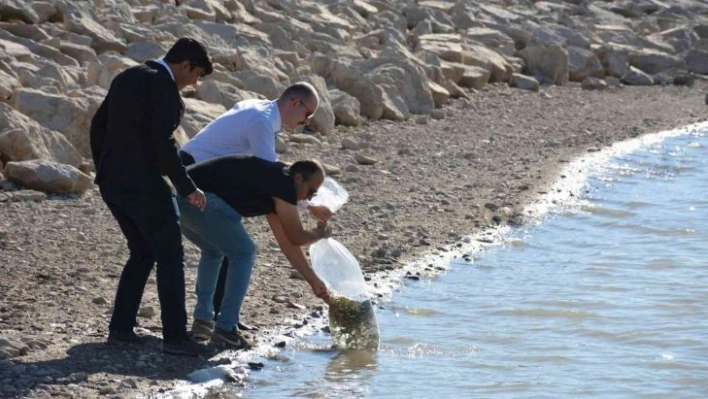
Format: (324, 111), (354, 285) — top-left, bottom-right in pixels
(182, 82), (314, 163)
(179, 82), (333, 340)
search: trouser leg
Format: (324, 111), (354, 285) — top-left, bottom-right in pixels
(213, 258), (229, 317)
(102, 189), (189, 343)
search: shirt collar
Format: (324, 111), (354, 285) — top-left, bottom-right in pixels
(155, 58), (175, 82)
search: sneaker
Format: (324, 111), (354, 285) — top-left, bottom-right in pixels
(107, 329), (142, 345)
(210, 327), (253, 350)
(190, 319), (215, 341)
(162, 337), (217, 357)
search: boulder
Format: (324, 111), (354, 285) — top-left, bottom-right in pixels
(416, 33), (464, 63)
(630, 50), (686, 75)
(462, 43), (513, 82)
(0, 0), (40, 24)
(622, 66), (654, 86)
(196, 80), (251, 109)
(4, 159), (91, 195)
(125, 41), (167, 63)
(292, 74), (335, 135)
(58, 1), (126, 54)
(11, 88), (101, 157)
(466, 27), (515, 56)
(510, 73), (540, 91)
(0, 69), (20, 101)
(581, 77), (608, 90)
(567, 46), (604, 82)
(0, 103), (82, 167)
(311, 54), (384, 120)
(331, 90), (362, 127)
(518, 43), (569, 85)
(684, 49), (708, 75)
(428, 81), (449, 108)
(181, 98), (227, 138)
(86, 52), (139, 90)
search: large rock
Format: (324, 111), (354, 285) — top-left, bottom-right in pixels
(58, 1), (127, 54)
(11, 88), (101, 157)
(630, 50), (686, 74)
(595, 44), (630, 78)
(622, 66), (654, 86)
(466, 27), (515, 56)
(330, 89), (362, 127)
(362, 57), (434, 115)
(567, 46), (604, 82)
(0, 0), (40, 24)
(297, 75), (335, 135)
(0, 103), (82, 167)
(5, 159), (91, 195)
(87, 52), (139, 90)
(196, 79), (251, 109)
(461, 43), (513, 83)
(684, 49), (708, 74)
(311, 54), (384, 120)
(510, 73), (539, 91)
(181, 98), (227, 138)
(232, 68), (286, 99)
(428, 81), (449, 108)
(518, 43), (569, 85)
(0, 69), (20, 100)
(416, 33), (463, 63)
(125, 41), (167, 63)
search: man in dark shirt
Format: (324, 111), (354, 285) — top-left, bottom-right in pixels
(176, 155), (331, 349)
(89, 38), (214, 357)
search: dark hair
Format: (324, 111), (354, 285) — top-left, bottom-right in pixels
(280, 82), (319, 105)
(163, 37), (213, 76)
(289, 160), (323, 181)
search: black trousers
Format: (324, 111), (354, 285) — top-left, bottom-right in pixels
(101, 185), (189, 343)
(179, 150), (229, 319)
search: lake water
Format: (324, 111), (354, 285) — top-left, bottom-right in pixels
(186, 123), (708, 399)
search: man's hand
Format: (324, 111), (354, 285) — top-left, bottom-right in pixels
(308, 204), (334, 222)
(186, 189), (207, 211)
(315, 220), (332, 240)
(309, 277), (330, 302)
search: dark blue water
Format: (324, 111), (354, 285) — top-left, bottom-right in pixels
(237, 126), (708, 399)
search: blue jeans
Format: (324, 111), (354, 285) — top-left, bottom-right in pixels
(176, 193), (256, 332)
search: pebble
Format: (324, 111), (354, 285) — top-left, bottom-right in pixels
(354, 154), (378, 165)
(137, 306), (156, 318)
(92, 297), (108, 305)
(271, 295), (289, 303)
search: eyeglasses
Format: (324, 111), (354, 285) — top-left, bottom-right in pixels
(299, 99), (314, 119)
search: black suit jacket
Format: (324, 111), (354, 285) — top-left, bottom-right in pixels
(90, 61), (196, 197)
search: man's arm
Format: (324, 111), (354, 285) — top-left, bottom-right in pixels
(247, 119), (278, 161)
(274, 197), (328, 246)
(149, 78), (198, 197)
(266, 213), (329, 300)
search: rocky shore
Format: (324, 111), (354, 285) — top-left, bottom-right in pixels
(1, 0), (708, 398)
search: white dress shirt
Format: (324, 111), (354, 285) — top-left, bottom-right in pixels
(181, 99), (281, 163)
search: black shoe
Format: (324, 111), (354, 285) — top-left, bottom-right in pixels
(107, 329), (142, 345)
(162, 337), (217, 357)
(210, 327), (253, 350)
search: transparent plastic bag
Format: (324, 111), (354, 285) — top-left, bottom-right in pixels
(310, 238), (380, 350)
(309, 177), (349, 213)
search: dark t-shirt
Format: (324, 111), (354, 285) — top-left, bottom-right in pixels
(187, 155), (297, 217)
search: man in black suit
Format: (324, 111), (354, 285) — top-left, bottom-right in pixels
(90, 38), (214, 356)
